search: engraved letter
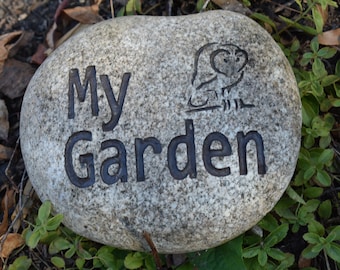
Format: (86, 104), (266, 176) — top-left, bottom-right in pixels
(135, 137), (162, 182)
(168, 119), (197, 180)
(237, 131), (266, 175)
(65, 131), (95, 188)
(100, 140), (127, 184)
(203, 132), (232, 176)
(68, 66), (98, 119)
(100, 73), (131, 131)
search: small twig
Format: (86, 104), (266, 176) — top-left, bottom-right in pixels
(0, 170), (28, 252)
(31, 248), (51, 269)
(5, 139), (21, 190)
(143, 231), (163, 270)
(142, 3), (161, 15)
(54, 0), (70, 21)
(323, 248), (331, 270)
(110, 0), (114, 18)
(273, 0), (297, 14)
(166, 0), (173, 16)
(201, 0), (210, 11)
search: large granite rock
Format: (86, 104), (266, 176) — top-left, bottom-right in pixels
(20, 10), (301, 253)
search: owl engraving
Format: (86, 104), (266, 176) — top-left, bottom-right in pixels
(188, 43), (253, 111)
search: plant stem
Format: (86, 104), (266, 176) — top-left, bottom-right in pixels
(323, 248), (331, 270)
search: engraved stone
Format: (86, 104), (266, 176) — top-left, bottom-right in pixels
(20, 10), (301, 253)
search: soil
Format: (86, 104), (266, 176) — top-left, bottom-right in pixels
(0, 0), (340, 269)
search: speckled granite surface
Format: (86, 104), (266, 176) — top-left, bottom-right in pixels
(20, 10), (301, 253)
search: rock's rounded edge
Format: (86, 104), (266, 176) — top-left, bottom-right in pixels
(20, 10), (302, 253)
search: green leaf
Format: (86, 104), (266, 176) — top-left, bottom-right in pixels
(312, 6), (324, 33)
(92, 257), (103, 268)
(301, 57), (312, 66)
(276, 253), (295, 269)
(26, 230), (42, 249)
(319, 0), (338, 9)
(302, 97), (319, 126)
(290, 39), (300, 51)
(97, 247), (116, 268)
(311, 243), (324, 254)
(331, 98), (340, 107)
(317, 47), (337, 59)
(38, 201), (52, 223)
(294, 170), (306, 186)
(134, 0), (142, 13)
(46, 214), (63, 231)
(315, 169), (331, 187)
(319, 135), (331, 148)
(124, 252), (144, 269)
(117, 7), (125, 17)
(258, 213), (279, 232)
(176, 262), (195, 270)
(318, 200), (332, 219)
(8, 256), (32, 270)
(318, 149), (334, 164)
(257, 249), (267, 266)
(312, 58), (327, 79)
(303, 233), (321, 244)
(326, 243), (340, 262)
(65, 245), (76, 258)
(299, 148), (310, 162)
(308, 220), (325, 236)
(311, 38), (319, 53)
(76, 258), (85, 270)
(189, 236), (246, 270)
(125, 0), (136, 15)
(279, 16), (318, 35)
(336, 60), (340, 76)
(313, 83), (325, 99)
(251, 13), (277, 30)
(274, 198), (296, 218)
(144, 254), (157, 270)
(39, 231), (60, 245)
(312, 116), (331, 137)
(23, 228), (33, 244)
(196, 0), (205, 11)
(243, 234), (261, 246)
(320, 98), (332, 112)
(286, 186), (306, 204)
(78, 248), (93, 260)
(304, 134), (315, 148)
(243, 246), (260, 258)
(302, 244), (322, 259)
(266, 248), (286, 261)
(304, 167), (316, 180)
(264, 224), (289, 248)
(49, 237), (72, 254)
(326, 226), (340, 242)
(321, 75), (340, 86)
(295, 0), (303, 10)
(51, 257), (65, 269)
(303, 187), (323, 198)
(302, 52), (314, 60)
(302, 199), (320, 213)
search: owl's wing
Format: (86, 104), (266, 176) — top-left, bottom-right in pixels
(192, 43), (218, 89)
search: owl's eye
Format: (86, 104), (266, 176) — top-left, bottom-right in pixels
(236, 51), (245, 59)
(236, 57), (240, 62)
(224, 58), (228, 63)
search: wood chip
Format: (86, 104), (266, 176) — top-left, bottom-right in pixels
(0, 100), (9, 141)
(0, 59), (36, 99)
(0, 233), (24, 258)
(318, 28), (340, 45)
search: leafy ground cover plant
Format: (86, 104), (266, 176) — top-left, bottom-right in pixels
(6, 0), (340, 269)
